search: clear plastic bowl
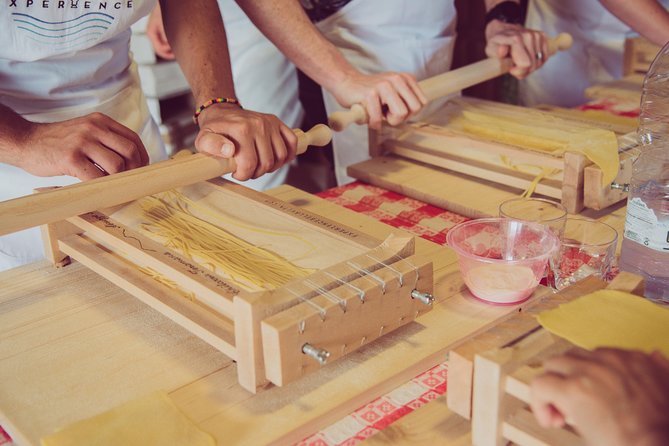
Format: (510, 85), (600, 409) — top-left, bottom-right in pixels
(447, 218), (559, 305)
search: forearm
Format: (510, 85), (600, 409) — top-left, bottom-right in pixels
(599, 0), (669, 46)
(235, 0), (358, 92)
(159, 0), (236, 104)
(0, 105), (32, 167)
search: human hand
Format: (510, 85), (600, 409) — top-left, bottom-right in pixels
(194, 104), (298, 181)
(484, 20), (548, 79)
(328, 70), (428, 129)
(530, 348), (669, 446)
(146, 4), (175, 60)
(15, 112), (149, 180)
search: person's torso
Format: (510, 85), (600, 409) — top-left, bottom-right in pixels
(1, 0), (157, 113)
(526, 0), (631, 40)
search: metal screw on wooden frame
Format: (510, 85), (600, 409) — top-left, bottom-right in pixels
(411, 290), (434, 306)
(610, 182), (630, 192)
(302, 343), (331, 365)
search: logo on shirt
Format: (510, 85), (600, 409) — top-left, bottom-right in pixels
(8, 1), (134, 50)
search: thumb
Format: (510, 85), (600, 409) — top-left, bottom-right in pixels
(195, 130), (236, 158)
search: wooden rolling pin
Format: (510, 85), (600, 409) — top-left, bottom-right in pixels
(328, 33), (574, 131)
(0, 124), (332, 236)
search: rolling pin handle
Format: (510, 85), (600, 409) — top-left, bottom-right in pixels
(295, 124), (333, 154)
(548, 32), (573, 55)
(328, 104), (368, 132)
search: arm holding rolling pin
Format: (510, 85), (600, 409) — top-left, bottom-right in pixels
(484, 0), (550, 79)
(236, 0), (553, 130)
(0, 0), (297, 183)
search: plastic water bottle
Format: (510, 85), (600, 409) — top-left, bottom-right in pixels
(619, 148), (669, 302)
(619, 42), (669, 302)
(638, 42), (669, 146)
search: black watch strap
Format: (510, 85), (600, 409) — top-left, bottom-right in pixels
(485, 1), (523, 26)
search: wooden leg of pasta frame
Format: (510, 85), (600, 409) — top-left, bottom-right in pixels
(471, 349), (520, 446)
(234, 293), (273, 393)
(561, 152), (587, 214)
(35, 187), (80, 267)
(41, 220), (79, 267)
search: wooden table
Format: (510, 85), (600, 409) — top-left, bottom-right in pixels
(0, 184), (570, 446)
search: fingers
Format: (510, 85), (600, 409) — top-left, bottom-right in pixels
(97, 116), (149, 168)
(376, 73), (426, 127)
(194, 108), (297, 181)
(486, 24), (549, 79)
(21, 113), (149, 181)
(279, 125), (298, 161)
(530, 373), (569, 428)
(364, 93), (384, 130)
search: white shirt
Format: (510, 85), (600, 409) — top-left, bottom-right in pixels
(521, 0), (632, 107)
(1, 0), (157, 114)
(0, 0), (165, 271)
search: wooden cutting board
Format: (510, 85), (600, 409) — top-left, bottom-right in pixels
(0, 185), (558, 446)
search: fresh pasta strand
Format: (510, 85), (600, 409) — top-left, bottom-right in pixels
(137, 265), (197, 301)
(138, 191), (315, 291)
(169, 189), (318, 262)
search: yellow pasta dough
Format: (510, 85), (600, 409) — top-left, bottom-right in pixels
(537, 290), (669, 356)
(41, 392), (215, 446)
(451, 104), (620, 187)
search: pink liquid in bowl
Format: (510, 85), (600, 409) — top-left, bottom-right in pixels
(447, 218), (559, 305)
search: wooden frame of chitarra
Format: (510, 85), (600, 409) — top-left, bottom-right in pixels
(446, 272), (644, 446)
(364, 97), (636, 214)
(38, 179), (434, 393)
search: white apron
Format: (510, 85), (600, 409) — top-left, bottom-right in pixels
(0, 1), (165, 270)
(520, 0), (632, 107)
(219, 0), (304, 191)
(316, 0), (457, 185)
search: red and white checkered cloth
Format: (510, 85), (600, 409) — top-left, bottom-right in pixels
(0, 427), (11, 446)
(298, 363), (448, 446)
(576, 98), (640, 118)
(317, 182), (469, 245)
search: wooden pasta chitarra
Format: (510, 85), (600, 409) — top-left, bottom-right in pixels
(446, 272), (644, 446)
(0, 124), (435, 393)
(350, 96), (637, 215)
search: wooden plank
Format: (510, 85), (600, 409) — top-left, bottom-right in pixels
(387, 143), (563, 200)
(0, 261), (230, 445)
(348, 155), (521, 218)
(503, 409), (584, 446)
(623, 37), (661, 75)
(446, 276), (606, 419)
(69, 211), (238, 317)
(1, 184), (527, 446)
(58, 234), (237, 358)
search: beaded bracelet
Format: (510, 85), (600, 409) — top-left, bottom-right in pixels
(193, 97), (242, 125)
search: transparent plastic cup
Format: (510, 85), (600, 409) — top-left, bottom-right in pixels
(447, 218), (560, 305)
(499, 197), (567, 237)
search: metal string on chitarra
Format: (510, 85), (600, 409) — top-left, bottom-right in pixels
(260, 239), (434, 387)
